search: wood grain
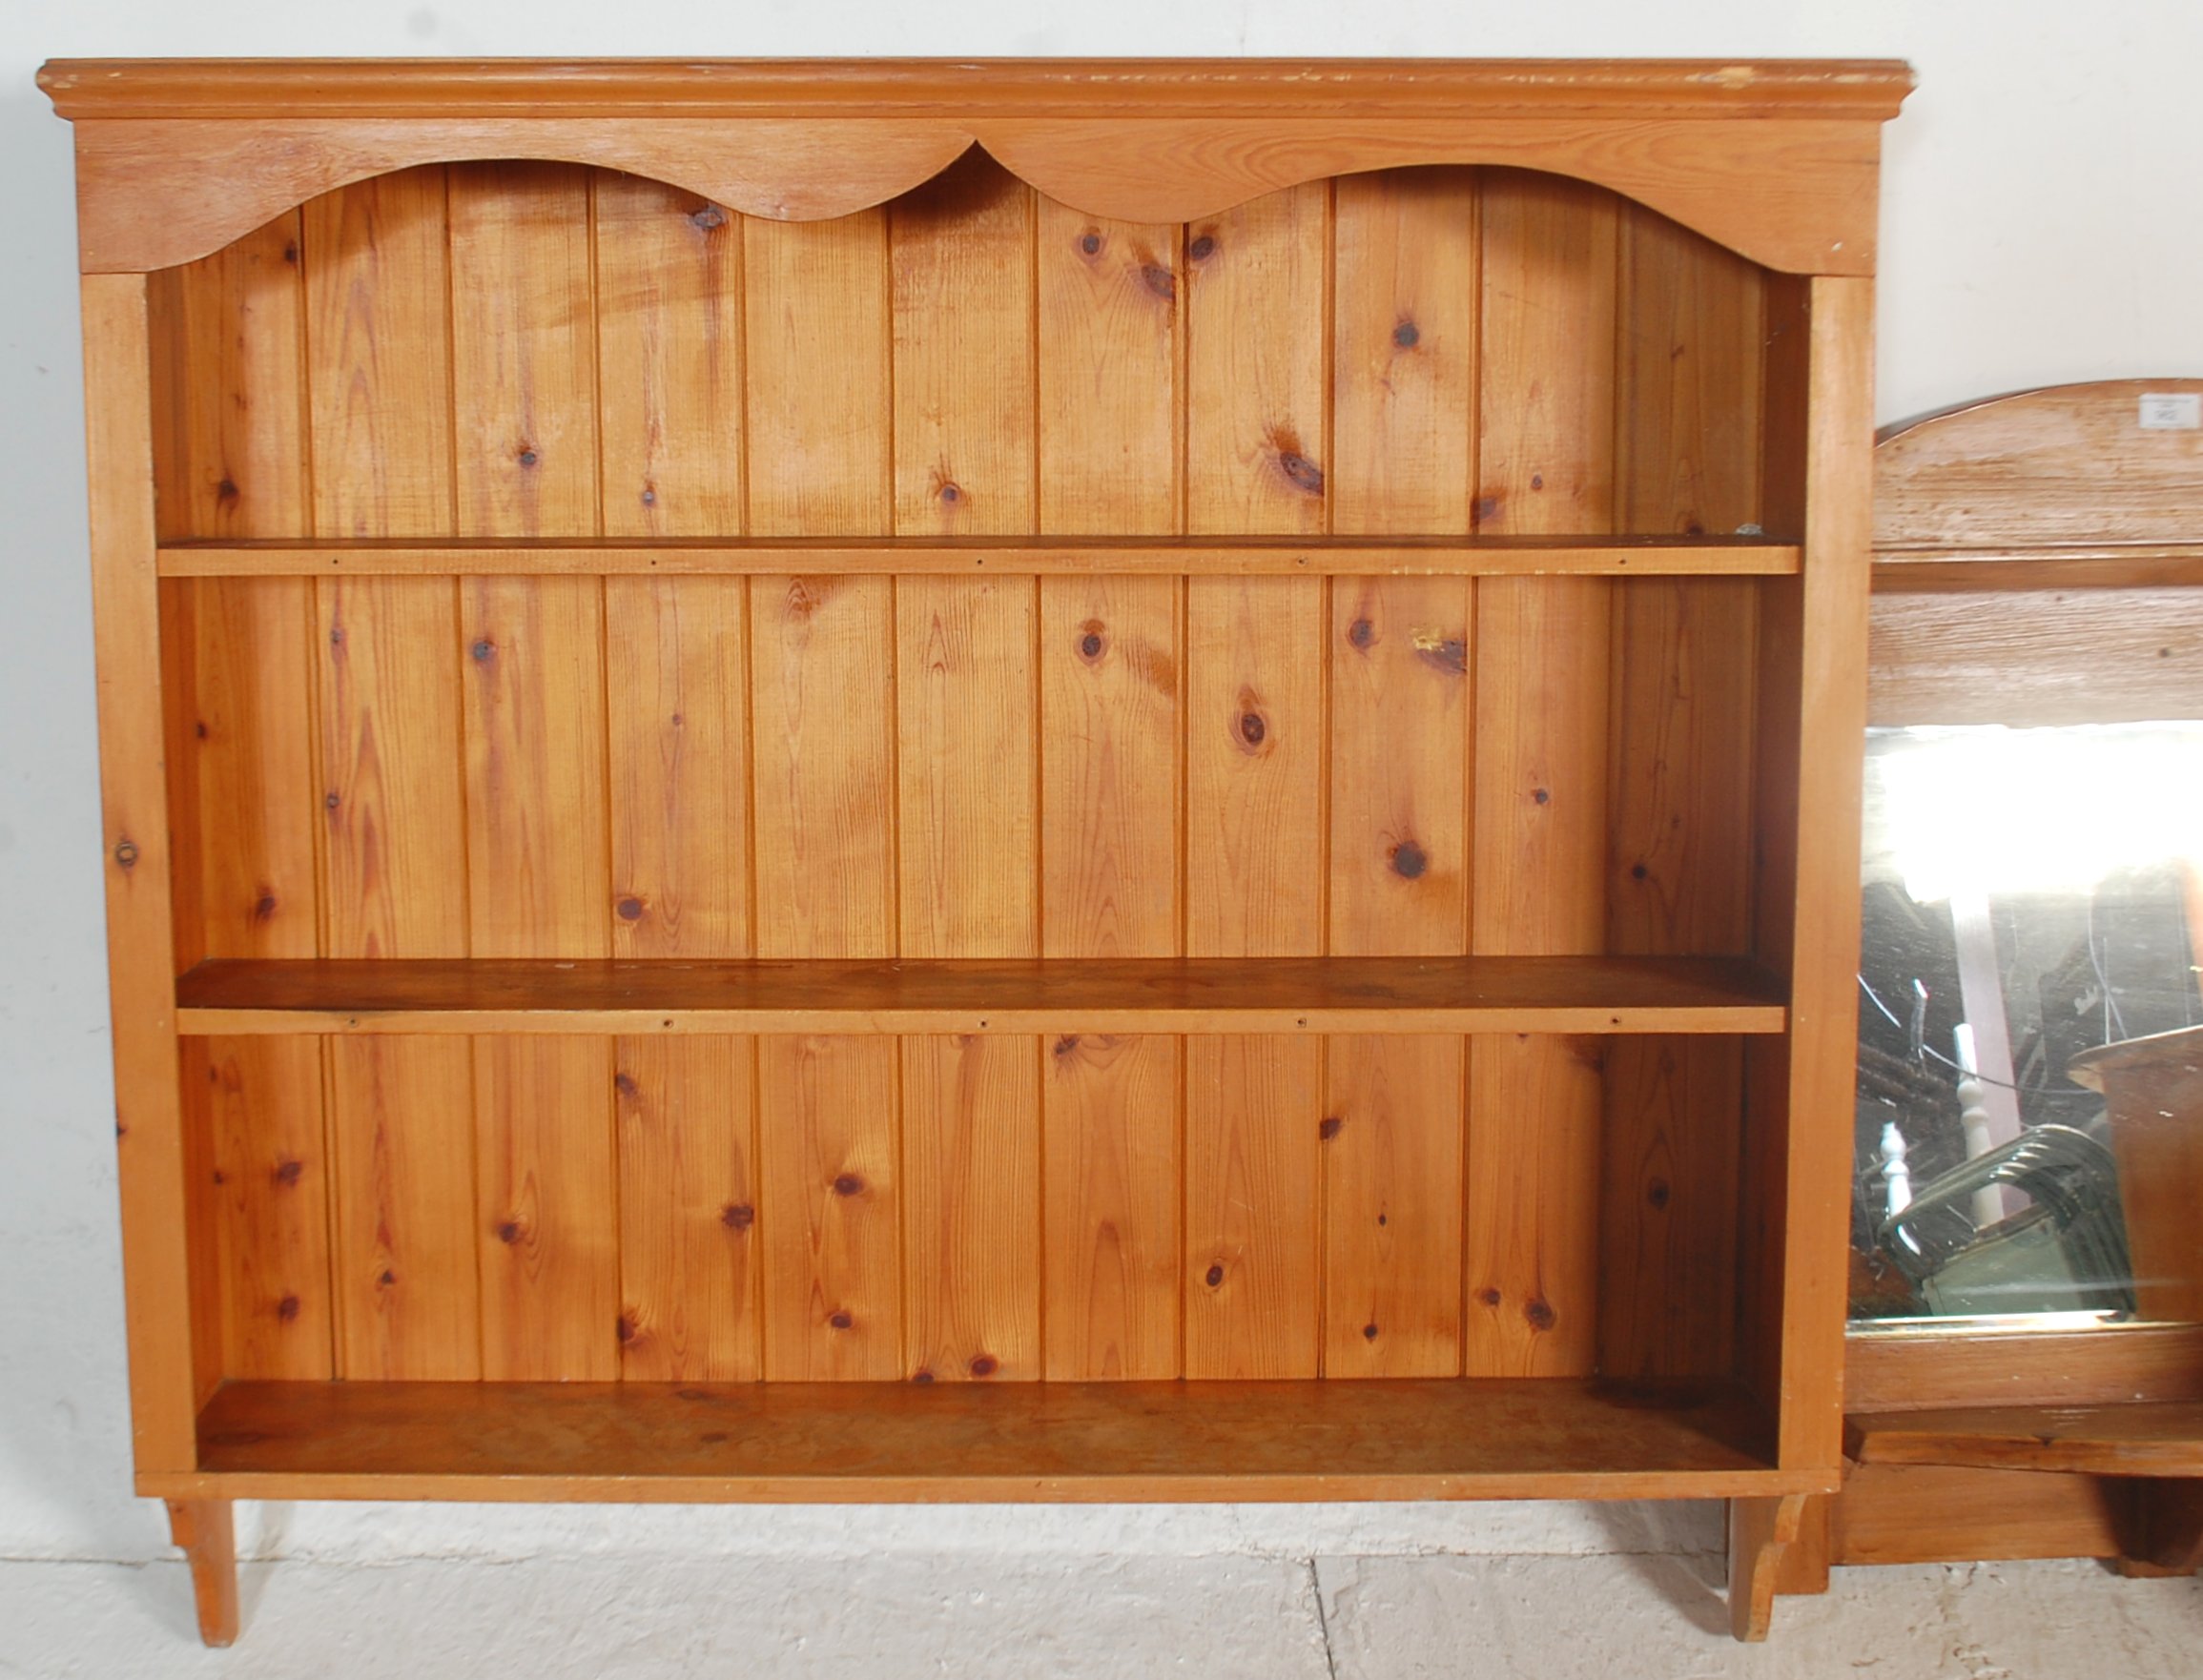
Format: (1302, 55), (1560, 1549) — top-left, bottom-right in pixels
(615, 1035), (759, 1382)
(1040, 576), (1180, 957)
(1324, 1034), (1466, 1378)
(757, 1035), (901, 1381)
(1848, 1403), (2203, 1478)
(327, 1035), (481, 1380)
(1035, 197), (1177, 534)
(1184, 1035), (1321, 1378)
(1185, 183), (1328, 536)
(302, 166), (454, 541)
(447, 162), (599, 539)
(474, 1036), (618, 1382)
(605, 578), (752, 959)
(184, 1037), (332, 1381)
(594, 172), (745, 539)
(902, 1035), (1041, 1382)
(1044, 1034), (1181, 1380)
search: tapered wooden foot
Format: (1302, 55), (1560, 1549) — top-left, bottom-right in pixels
(164, 1499), (238, 1648)
(1727, 1493), (1808, 1641)
(1774, 1492), (1834, 1596)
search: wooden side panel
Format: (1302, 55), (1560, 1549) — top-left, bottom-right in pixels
(302, 166), (453, 541)
(756, 1035), (901, 1381)
(615, 1036), (760, 1382)
(896, 577), (1038, 958)
(891, 154), (1034, 538)
(328, 1036), (480, 1380)
(447, 162), (598, 540)
(462, 577), (609, 959)
(1466, 171), (1619, 1379)
(184, 1037), (332, 1381)
(1601, 208), (1764, 1380)
(1184, 579), (1325, 957)
(1184, 1035), (1321, 1378)
(317, 579), (468, 959)
(1323, 1034), (1466, 1377)
(474, 1036), (618, 1382)
(1040, 576), (1179, 957)
(1184, 183), (1328, 536)
(605, 578), (751, 959)
(1035, 197), (1177, 535)
(1044, 1034), (1181, 1380)
(594, 173), (744, 539)
(901, 1034), (1040, 1382)
(150, 212), (305, 543)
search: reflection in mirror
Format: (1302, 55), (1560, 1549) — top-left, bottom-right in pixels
(1852, 723), (2203, 1325)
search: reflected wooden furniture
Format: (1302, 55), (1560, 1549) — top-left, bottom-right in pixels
(1781, 382), (2203, 1593)
(39, 57), (1911, 1646)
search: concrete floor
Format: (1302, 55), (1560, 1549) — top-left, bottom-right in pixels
(2, 1549), (2198, 1678)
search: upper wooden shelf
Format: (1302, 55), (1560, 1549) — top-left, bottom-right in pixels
(173, 954), (1787, 1037)
(172, 1376), (1797, 1504)
(39, 55), (1911, 276)
(155, 535), (1802, 580)
(40, 57), (1916, 122)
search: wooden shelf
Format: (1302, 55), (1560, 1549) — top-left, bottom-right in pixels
(154, 535), (1802, 579)
(172, 954), (1787, 1037)
(168, 1378), (1793, 1503)
(1847, 1403), (2203, 1478)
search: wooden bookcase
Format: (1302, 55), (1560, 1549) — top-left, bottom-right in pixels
(39, 57), (1911, 1646)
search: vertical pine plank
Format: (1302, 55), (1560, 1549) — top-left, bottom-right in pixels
(184, 1037), (332, 1381)
(1322, 172), (1478, 1384)
(1184, 1035), (1322, 1379)
(745, 209), (895, 961)
(1601, 207), (1764, 1379)
(1466, 171), (1620, 1379)
(303, 166), (453, 541)
(327, 1037), (480, 1380)
(1322, 1035), (1466, 1377)
(447, 163), (613, 1383)
(447, 162), (599, 539)
(318, 580), (468, 958)
(1184, 579), (1325, 956)
(149, 213), (306, 543)
(757, 1035), (901, 1380)
(615, 1036), (759, 1382)
(1036, 197), (1177, 534)
(595, 172), (744, 539)
(896, 577), (1037, 956)
(474, 1037), (618, 1381)
(1181, 182), (1329, 1380)
(606, 578), (751, 959)
(891, 153), (1034, 537)
(302, 168), (475, 1380)
(1040, 576), (1179, 957)
(463, 577), (609, 957)
(1184, 183), (1328, 534)
(903, 1034), (1040, 1382)
(1043, 1034), (1180, 1380)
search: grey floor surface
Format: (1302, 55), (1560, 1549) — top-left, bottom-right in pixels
(1, 1550), (2199, 1678)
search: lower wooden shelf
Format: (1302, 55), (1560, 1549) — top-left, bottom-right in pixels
(162, 1378), (1799, 1504)
(172, 954), (1786, 1037)
(1846, 1403), (2203, 1478)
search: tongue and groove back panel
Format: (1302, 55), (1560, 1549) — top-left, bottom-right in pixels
(151, 156), (1767, 1394)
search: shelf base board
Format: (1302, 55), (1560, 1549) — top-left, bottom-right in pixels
(163, 1377), (1802, 1505)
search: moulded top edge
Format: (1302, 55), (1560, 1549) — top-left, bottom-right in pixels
(36, 55), (1918, 123)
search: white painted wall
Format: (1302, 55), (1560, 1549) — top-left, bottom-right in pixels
(2, 1), (2198, 1569)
